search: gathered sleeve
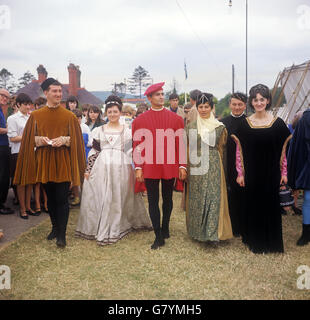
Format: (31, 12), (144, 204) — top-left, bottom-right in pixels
(176, 115), (187, 170)
(280, 135), (292, 177)
(132, 118), (144, 171)
(231, 134), (245, 178)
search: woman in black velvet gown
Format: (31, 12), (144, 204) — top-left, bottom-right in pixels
(232, 84), (291, 254)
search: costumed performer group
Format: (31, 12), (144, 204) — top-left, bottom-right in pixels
(9, 78), (310, 252)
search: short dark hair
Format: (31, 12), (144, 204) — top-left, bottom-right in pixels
(46, 80), (62, 91)
(34, 97), (47, 106)
(72, 109), (82, 118)
(82, 104), (90, 111)
(229, 92), (247, 104)
(184, 103), (192, 110)
(196, 93), (214, 109)
(248, 84), (272, 111)
(104, 95), (122, 113)
(66, 95), (79, 110)
(190, 89), (202, 101)
(169, 93), (179, 100)
(16, 93), (32, 106)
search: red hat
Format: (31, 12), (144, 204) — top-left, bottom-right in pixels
(144, 82), (165, 97)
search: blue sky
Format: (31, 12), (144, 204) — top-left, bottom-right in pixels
(0, 0), (309, 99)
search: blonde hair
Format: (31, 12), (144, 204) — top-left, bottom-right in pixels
(122, 105), (134, 116)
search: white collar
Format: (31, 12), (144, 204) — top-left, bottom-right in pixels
(17, 111), (29, 118)
(151, 106), (164, 112)
(231, 112), (245, 118)
(47, 103), (60, 109)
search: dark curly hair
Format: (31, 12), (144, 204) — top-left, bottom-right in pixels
(104, 95), (123, 113)
(248, 84), (272, 111)
(196, 93), (214, 109)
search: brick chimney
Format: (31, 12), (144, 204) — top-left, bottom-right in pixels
(76, 65), (81, 88)
(68, 63), (79, 96)
(37, 65), (47, 83)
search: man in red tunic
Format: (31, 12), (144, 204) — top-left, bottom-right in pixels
(132, 82), (187, 249)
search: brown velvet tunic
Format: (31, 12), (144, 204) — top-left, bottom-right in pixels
(13, 106), (86, 186)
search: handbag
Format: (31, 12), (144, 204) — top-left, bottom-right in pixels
(279, 183), (294, 207)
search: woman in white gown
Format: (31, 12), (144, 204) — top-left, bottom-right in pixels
(75, 95), (152, 246)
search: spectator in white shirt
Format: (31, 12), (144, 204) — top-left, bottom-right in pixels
(7, 93), (37, 219)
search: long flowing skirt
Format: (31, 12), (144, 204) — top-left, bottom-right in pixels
(75, 151), (152, 245)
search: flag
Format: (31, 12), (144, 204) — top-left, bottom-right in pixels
(184, 61), (188, 80)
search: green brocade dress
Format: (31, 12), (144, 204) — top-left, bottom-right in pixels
(186, 121), (233, 242)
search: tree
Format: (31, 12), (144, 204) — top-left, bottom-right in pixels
(111, 82), (127, 98)
(18, 71), (35, 87)
(165, 78), (180, 100)
(215, 93), (231, 117)
(178, 92), (190, 106)
(128, 66), (152, 98)
(0, 68), (20, 94)
(0, 68), (13, 89)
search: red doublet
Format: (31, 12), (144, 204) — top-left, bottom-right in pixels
(132, 108), (186, 179)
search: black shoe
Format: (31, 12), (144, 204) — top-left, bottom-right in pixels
(19, 211), (28, 220)
(292, 206), (302, 216)
(280, 207), (287, 215)
(56, 237), (66, 248)
(26, 210), (41, 216)
(47, 229), (57, 240)
(161, 228), (170, 239)
(297, 224), (310, 246)
(151, 235), (165, 250)
(0, 205), (14, 215)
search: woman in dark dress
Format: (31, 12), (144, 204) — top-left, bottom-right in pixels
(232, 84), (291, 254)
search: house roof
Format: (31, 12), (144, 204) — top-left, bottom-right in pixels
(16, 81), (103, 106)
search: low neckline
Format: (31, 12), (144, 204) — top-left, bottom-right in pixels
(246, 116), (277, 129)
(103, 124), (124, 134)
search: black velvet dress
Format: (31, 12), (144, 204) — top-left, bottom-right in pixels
(221, 114), (246, 237)
(232, 117), (291, 254)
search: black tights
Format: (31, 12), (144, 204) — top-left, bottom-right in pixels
(43, 182), (70, 239)
(144, 178), (174, 236)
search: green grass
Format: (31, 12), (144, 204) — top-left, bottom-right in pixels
(0, 192), (309, 300)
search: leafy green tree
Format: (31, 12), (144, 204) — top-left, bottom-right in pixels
(215, 93), (231, 117)
(178, 92), (190, 106)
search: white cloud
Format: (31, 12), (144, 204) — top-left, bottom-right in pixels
(0, 0), (309, 98)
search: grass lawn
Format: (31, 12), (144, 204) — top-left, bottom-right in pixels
(0, 192), (309, 300)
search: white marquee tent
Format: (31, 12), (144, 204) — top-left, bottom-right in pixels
(272, 60), (310, 124)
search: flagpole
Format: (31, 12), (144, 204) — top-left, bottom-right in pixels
(184, 59), (188, 105)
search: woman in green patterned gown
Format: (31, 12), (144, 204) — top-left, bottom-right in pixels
(186, 93), (233, 242)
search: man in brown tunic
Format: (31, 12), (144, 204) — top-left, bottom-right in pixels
(14, 78), (86, 248)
